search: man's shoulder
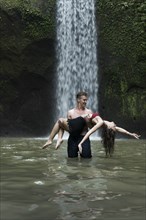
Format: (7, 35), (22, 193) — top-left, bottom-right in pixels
(68, 108), (75, 113)
(67, 108), (75, 118)
(67, 108), (93, 119)
(85, 108), (93, 114)
(68, 108), (92, 113)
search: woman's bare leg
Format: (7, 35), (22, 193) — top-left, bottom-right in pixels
(55, 118), (69, 149)
(42, 120), (60, 149)
(55, 128), (64, 150)
(42, 118), (69, 149)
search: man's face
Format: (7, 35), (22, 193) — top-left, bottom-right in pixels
(78, 95), (88, 108)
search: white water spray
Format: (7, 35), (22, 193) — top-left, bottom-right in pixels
(56, 0), (98, 117)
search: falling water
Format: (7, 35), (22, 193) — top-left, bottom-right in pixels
(56, 0), (98, 117)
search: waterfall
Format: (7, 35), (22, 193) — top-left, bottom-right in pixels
(56, 0), (98, 117)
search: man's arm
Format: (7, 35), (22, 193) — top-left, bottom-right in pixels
(67, 109), (73, 119)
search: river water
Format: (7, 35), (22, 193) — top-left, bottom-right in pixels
(0, 138), (145, 220)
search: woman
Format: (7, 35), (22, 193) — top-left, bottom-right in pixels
(42, 113), (103, 149)
(43, 113), (140, 157)
(78, 117), (140, 157)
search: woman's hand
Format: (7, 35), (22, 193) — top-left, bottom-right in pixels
(78, 144), (82, 154)
(131, 133), (141, 139)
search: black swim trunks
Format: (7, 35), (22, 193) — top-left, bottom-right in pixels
(68, 117), (86, 137)
(67, 134), (92, 158)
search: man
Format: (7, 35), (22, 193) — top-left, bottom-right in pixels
(67, 91), (93, 158)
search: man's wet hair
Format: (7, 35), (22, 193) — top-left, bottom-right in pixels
(76, 91), (88, 99)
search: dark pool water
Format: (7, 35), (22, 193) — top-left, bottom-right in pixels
(0, 138), (145, 220)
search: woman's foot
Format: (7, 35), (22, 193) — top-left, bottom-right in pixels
(42, 140), (52, 149)
(78, 144), (82, 154)
(55, 139), (63, 150)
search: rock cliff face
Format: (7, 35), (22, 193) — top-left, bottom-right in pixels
(0, 0), (146, 137)
(97, 0), (146, 137)
(0, 0), (56, 136)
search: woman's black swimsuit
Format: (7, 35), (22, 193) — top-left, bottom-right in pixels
(67, 116), (86, 137)
(67, 116), (92, 158)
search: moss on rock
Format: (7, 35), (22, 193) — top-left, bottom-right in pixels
(97, 0), (146, 136)
(0, 0), (146, 136)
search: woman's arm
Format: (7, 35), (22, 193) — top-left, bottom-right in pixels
(84, 116), (103, 139)
(78, 116), (103, 153)
(115, 126), (140, 139)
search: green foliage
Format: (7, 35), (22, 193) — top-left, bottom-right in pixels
(19, 0), (56, 39)
(97, 0), (146, 118)
(0, 0), (56, 40)
(0, 0), (145, 120)
(0, 0), (20, 8)
(97, 0), (145, 61)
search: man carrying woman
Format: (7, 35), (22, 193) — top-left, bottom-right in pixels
(43, 91), (140, 157)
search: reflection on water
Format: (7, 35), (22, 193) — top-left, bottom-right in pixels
(0, 138), (145, 220)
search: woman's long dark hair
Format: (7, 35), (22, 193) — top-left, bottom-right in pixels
(102, 125), (116, 157)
